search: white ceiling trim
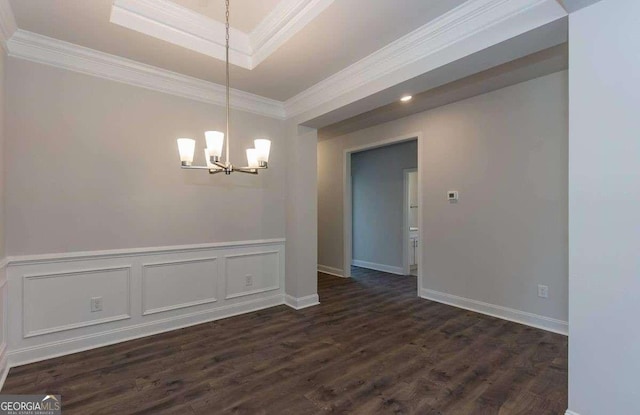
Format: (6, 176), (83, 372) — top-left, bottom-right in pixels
(250, 0), (334, 67)
(6, 30), (286, 119)
(0, 0), (17, 51)
(284, 0), (565, 119)
(111, 0), (252, 69)
(110, 0), (334, 70)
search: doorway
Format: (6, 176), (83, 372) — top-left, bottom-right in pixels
(343, 133), (423, 295)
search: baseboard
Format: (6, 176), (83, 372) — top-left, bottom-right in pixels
(565, 410), (580, 415)
(352, 259), (404, 275)
(419, 288), (568, 336)
(284, 294), (320, 310)
(7, 294), (284, 369)
(317, 264), (345, 278)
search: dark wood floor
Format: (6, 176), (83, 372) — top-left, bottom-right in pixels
(3, 267), (567, 414)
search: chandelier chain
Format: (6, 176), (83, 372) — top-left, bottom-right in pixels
(225, 0), (230, 164)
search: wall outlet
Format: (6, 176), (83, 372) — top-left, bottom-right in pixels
(90, 297), (103, 312)
(245, 274), (253, 287)
(537, 285), (549, 299)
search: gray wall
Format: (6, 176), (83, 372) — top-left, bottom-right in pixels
(4, 58), (286, 255)
(351, 140), (417, 268)
(568, 1), (640, 413)
(318, 71), (568, 323)
(0, 49), (4, 259)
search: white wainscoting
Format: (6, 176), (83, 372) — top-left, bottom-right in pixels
(23, 266), (132, 338)
(142, 258), (218, 315)
(0, 259), (8, 390)
(3, 239), (288, 370)
(225, 251), (280, 299)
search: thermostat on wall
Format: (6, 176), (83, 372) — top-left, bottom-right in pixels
(447, 191), (459, 202)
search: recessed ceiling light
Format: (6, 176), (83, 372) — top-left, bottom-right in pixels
(400, 95), (413, 102)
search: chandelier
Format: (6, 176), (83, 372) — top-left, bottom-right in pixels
(176, 0), (271, 175)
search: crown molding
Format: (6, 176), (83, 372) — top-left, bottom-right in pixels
(111, 0), (252, 69)
(284, 0), (566, 119)
(110, 0), (333, 70)
(6, 30), (286, 119)
(0, 0), (17, 52)
(250, 0), (334, 67)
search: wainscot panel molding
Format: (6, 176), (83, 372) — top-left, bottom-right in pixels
(22, 266), (132, 338)
(224, 251), (280, 300)
(317, 264), (345, 278)
(5, 30), (286, 120)
(420, 288), (568, 336)
(284, 294), (320, 310)
(351, 260), (404, 276)
(4, 239), (288, 369)
(141, 258), (218, 316)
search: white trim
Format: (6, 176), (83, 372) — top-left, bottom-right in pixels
(7, 293), (284, 368)
(110, 0), (334, 70)
(6, 30), (286, 119)
(110, 0), (252, 69)
(343, 132), (422, 284)
(141, 257), (218, 316)
(419, 288), (569, 335)
(0, 258), (7, 271)
(317, 264), (345, 278)
(565, 411), (580, 415)
(403, 168), (418, 276)
(250, 0), (334, 67)
(352, 260), (404, 276)
(284, 0), (566, 119)
(5, 238), (286, 266)
(22, 266), (133, 338)
(0, 0), (16, 51)
(223, 250), (281, 299)
(284, 294), (320, 310)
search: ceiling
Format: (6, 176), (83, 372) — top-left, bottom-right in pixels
(319, 43), (568, 140)
(171, 0), (281, 32)
(9, 0), (468, 101)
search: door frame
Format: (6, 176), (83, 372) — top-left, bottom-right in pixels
(403, 168), (418, 276)
(343, 132), (424, 295)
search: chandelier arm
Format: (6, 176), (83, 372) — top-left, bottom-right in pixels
(234, 167), (259, 175)
(212, 160), (229, 170)
(181, 165), (216, 170)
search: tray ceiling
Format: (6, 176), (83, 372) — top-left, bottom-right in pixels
(8, 0), (467, 101)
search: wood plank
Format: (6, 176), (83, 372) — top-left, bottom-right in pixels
(2, 268), (567, 414)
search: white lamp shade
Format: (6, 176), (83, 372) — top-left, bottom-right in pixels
(205, 131), (224, 157)
(246, 148), (259, 168)
(177, 138), (195, 163)
(254, 139), (271, 162)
